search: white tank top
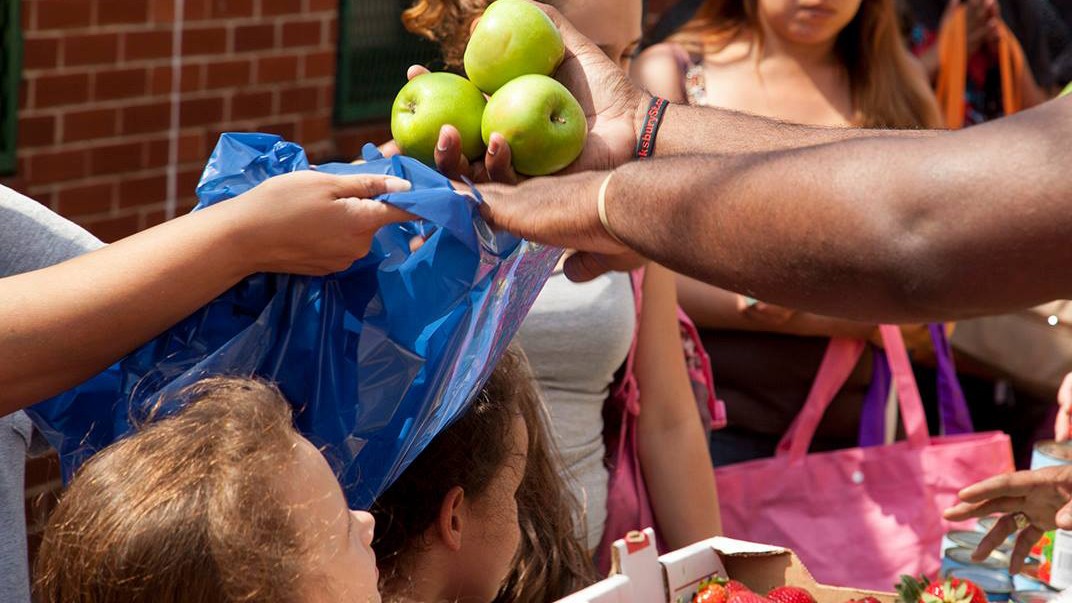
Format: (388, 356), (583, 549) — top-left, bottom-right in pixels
(515, 270), (636, 550)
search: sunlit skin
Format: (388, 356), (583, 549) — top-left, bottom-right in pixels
(282, 437), (381, 603)
(384, 413), (528, 603)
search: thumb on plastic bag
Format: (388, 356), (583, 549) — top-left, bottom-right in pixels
(332, 174), (412, 200)
(340, 196), (416, 230)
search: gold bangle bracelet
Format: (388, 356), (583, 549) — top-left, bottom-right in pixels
(597, 172), (626, 246)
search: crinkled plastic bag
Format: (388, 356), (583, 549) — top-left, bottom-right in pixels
(28, 133), (561, 508)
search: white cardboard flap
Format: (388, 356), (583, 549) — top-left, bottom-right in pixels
(704, 537), (787, 557)
(612, 528), (664, 603)
(660, 540), (726, 603)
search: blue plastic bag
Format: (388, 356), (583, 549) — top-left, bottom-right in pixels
(28, 133), (561, 509)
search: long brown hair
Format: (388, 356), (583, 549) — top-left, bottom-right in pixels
(34, 378), (313, 603)
(673, 0), (943, 128)
(371, 345), (597, 602)
(403, 0), (528, 69)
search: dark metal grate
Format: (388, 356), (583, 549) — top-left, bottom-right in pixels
(336, 0), (441, 124)
(0, 0), (19, 175)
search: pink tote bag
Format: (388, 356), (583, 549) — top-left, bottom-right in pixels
(716, 325), (1014, 591)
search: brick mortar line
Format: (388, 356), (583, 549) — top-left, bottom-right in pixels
(31, 167), (172, 194)
(17, 109), (336, 160)
(52, 204), (168, 223)
(22, 44), (338, 78)
(27, 12), (338, 37)
(19, 76), (335, 117)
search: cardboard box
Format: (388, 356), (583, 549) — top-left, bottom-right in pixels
(557, 530), (897, 603)
(714, 538), (896, 603)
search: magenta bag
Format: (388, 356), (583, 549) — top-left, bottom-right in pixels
(596, 268), (725, 575)
(716, 325), (1014, 590)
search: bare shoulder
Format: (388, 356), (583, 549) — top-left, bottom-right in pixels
(635, 43), (687, 103)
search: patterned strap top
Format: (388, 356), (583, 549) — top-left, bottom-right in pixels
(674, 44), (709, 107)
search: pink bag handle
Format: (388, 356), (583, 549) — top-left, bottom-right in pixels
(611, 268), (646, 416)
(778, 325), (930, 463)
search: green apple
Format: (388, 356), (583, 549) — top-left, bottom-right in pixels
(482, 74), (587, 176)
(1061, 81), (1072, 98)
(463, 0), (565, 94)
(391, 72), (487, 167)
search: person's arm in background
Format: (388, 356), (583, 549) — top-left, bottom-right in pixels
(634, 264), (722, 547)
(676, 276), (877, 339)
(0, 171), (411, 414)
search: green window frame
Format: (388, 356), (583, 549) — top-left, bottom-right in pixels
(0, 0), (20, 174)
(335, 1), (441, 124)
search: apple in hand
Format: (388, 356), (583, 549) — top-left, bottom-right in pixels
(463, 0), (565, 94)
(1061, 81), (1072, 98)
(481, 74), (587, 176)
(391, 72), (487, 167)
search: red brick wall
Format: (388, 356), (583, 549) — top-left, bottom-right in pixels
(5, 0), (349, 244)
(10, 0), (393, 568)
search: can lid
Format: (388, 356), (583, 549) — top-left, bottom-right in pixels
(949, 531), (1014, 554)
(947, 547), (1009, 570)
(1036, 440), (1072, 462)
(947, 568), (1014, 593)
(1011, 591), (1061, 603)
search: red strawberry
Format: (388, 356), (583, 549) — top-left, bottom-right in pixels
(696, 584), (729, 603)
(768, 586), (817, 603)
(729, 592), (772, 603)
(897, 575), (986, 603)
(847, 597), (883, 603)
(724, 580), (752, 595)
(922, 578), (986, 603)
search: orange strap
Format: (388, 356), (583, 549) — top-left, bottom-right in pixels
(935, 6), (968, 129)
(997, 22), (1025, 116)
(934, 5), (1026, 129)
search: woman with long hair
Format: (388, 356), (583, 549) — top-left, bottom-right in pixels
(637, 0), (943, 465)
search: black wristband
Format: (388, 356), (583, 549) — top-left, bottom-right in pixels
(634, 96), (670, 159)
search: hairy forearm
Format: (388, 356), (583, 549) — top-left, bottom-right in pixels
(611, 98), (1072, 321)
(0, 203), (249, 413)
(648, 102), (939, 158)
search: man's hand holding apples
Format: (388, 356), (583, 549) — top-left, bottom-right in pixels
(383, 0), (648, 280)
(385, 0), (645, 182)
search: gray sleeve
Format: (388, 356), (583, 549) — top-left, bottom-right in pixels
(0, 185), (104, 278)
(0, 187), (104, 603)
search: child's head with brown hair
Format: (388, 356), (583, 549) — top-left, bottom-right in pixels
(403, 0), (643, 70)
(34, 377), (381, 603)
(372, 344), (596, 603)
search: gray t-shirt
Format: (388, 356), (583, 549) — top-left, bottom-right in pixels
(515, 271), (635, 550)
(0, 185), (102, 601)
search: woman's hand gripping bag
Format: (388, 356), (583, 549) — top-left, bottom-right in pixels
(28, 133), (562, 509)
